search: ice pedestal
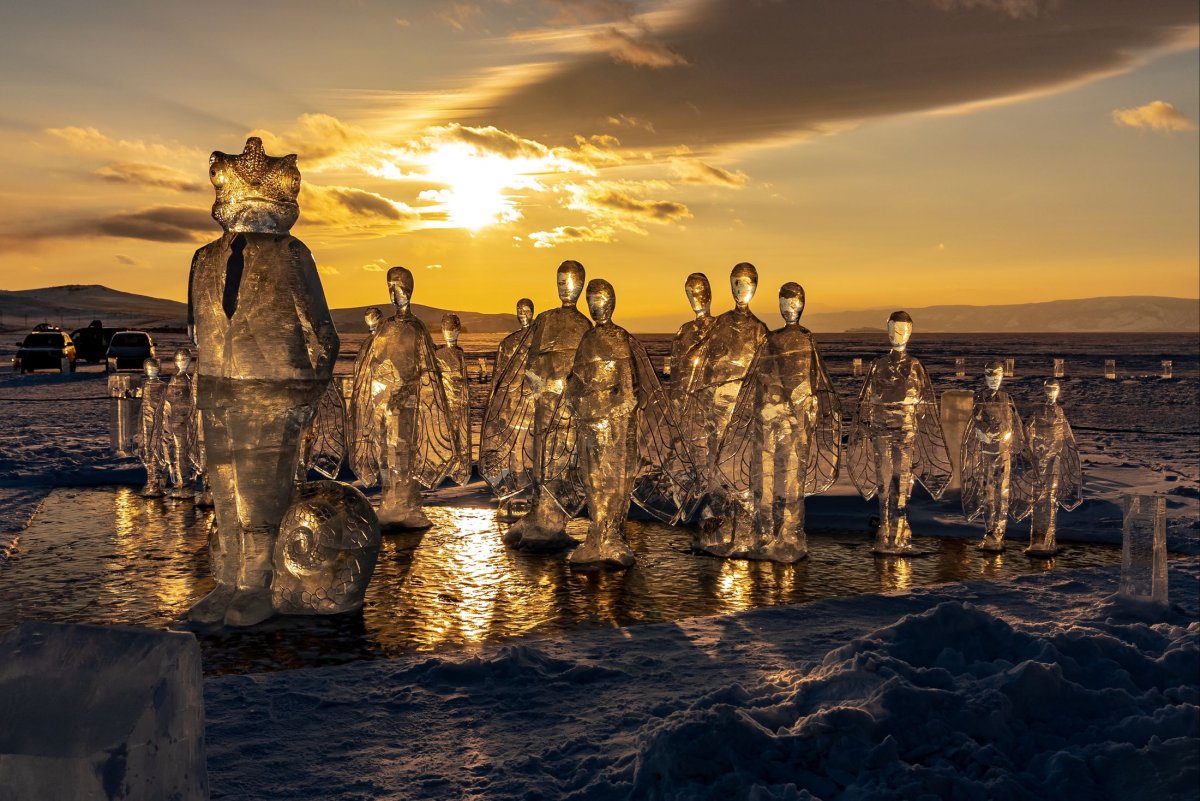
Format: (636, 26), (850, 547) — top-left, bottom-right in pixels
(1053, 358), (1064, 378)
(940, 390), (974, 493)
(852, 357), (863, 377)
(1161, 360), (1173, 379)
(954, 357), (966, 378)
(1119, 495), (1167, 605)
(1003, 358), (1015, 378)
(1105, 359), (1117, 380)
(0, 622), (207, 801)
(108, 374), (143, 457)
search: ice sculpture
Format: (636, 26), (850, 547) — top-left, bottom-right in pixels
(1104, 359), (1116, 379)
(1053, 358), (1065, 378)
(436, 313), (472, 485)
(351, 266), (464, 529)
(1161, 360), (1173, 380)
(680, 263), (768, 517)
(484, 298), (534, 520)
(297, 380), (348, 480)
(1118, 495), (1168, 604)
(271, 480), (381, 614)
(483, 261), (591, 551)
(138, 358), (167, 498)
(1003, 358), (1015, 378)
(701, 282), (841, 562)
(540, 279), (702, 568)
(852, 357), (863, 377)
(346, 307), (385, 485)
(668, 273), (715, 417)
(1013, 379), (1082, 556)
(108, 373), (142, 457)
(847, 312), (952, 554)
(187, 136), (340, 627)
(961, 360), (1031, 552)
(955, 357), (966, 379)
(191, 355), (213, 508)
(162, 349), (197, 499)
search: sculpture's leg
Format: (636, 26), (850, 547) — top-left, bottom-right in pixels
(378, 397), (431, 530)
(188, 408), (239, 623)
(1026, 460), (1059, 556)
(570, 415), (637, 569)
(978, 451), (1008, 551)
(763, 415), (808, 563)
(510, 396), (573, 551)
(871, 434), (897, 553)
(168, 433), (190, 497)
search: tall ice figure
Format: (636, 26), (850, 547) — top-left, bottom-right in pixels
(187, 137), (339, 627)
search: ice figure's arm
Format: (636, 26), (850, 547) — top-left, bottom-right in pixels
(186, 249), (199, 346)
(288, 240), (339, 379)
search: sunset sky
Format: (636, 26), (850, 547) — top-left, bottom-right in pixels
(0, 0), (1196, 330)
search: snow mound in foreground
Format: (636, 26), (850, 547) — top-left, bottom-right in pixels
(630, 601), (1199, 801)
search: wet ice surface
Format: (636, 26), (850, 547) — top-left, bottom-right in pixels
(0, 485), (1126, 675)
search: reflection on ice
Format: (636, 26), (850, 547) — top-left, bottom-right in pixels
(0, 487), (1127, 675)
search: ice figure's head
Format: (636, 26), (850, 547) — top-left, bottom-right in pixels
(516, 298), (535, 328)
(173, 348), (191, 374)
(1043, 378), (1061, 403)
(387, 266), (414, 310)
(557, 261), (586, 306)
(143, 357), (161, 378)
(730, 263), (758, 308)
(441, 313), (461, 345)
(364, 307), (383, 335)
(685, 273), (712, 316)
(887, 311), (913, 350)
(209, 137), (301, 234)
(779, 282), (806, 324)
(984, 360), (1005, 390)
(586, 278), (616, 324)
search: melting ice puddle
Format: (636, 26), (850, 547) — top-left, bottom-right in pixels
(0, 486), (1125, 675)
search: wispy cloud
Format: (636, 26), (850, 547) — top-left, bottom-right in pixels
(670, 156), (748, 187)
(528, 224), (617, 248)
(1112, 100), (1198, 132)
(94, 162), (203, 192)
(44, 125), (202, 165)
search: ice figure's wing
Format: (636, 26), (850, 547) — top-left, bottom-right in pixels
(539, 386), (586, 518)
(1007, 399), (1035, 521)
(347, 350), (389, 487)
(305, 380), (347, 480)
(630, 337), (704, 524)
(479, 326), (536, 499)
(803, 345), (842, 496)
(846, 366), (879, 501)
(912, 363), (952, 500)
(412, 326), (463, 489)
(436, 347), (472, 487)
(1058, 415), (1084, 511)
(959, 411), (986, 522)
(711, 349), (759, 507)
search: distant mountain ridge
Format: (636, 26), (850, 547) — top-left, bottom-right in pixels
(0, 285), (1195, 334)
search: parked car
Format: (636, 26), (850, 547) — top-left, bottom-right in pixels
(13, 330), (76, 374)
(70, 322), (120, 363)
(105, 330), (155, 372)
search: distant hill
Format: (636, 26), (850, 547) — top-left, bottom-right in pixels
(0, 285), (517, 334)
(0, 285), (1194, 334)
(802, 296), (1199, 333)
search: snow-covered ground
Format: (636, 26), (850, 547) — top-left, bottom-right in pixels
(204, 560), (1198, 800)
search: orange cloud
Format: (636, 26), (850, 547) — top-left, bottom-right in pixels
(1112, 100), (1198, 132)
(94, 162), (203, 192)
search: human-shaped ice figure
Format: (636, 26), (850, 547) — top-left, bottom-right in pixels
(669, 273), (715, 419)
(847, 311), (951, 554)
(138, 357), (167, 498)
(351, 266), (463, 529)
(484, 298), (534, 520)
(1013, 379), (1083, 556)
(483, 261), (591, 551)
(435, 312), (472, 485)
(961, 360), (1031, 551)
(187, 137), (339, 626)
(705, 283), (841, 562)
(685, 263), (768, 513)
(542, 279), (703, 568)
(189, 354), (212, 507)
(346, 307), (385, 484)
(161, 348), (197, 499)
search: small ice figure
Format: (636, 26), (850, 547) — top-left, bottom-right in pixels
(702, 282), (841, 562)
(541, 279), (702, 569)
(1119, 495), (1167, 605)
(1161, 360), (1173, 380)
(1105, 359), (1117, 380)
(162, 349), (198, 499)
(482, 298), (535, 521)
(961, 360), (1032, 552)
(138, 358), (167, 497)
(852, 357), (863, 377)
(668, 272), (716, 419)
(1003, 358), (1015, 378)
(271, 480), (380, 615)
(1053, 358), (1065, 378)
(349, 266), (465, 529)
(847, 312), (952, 554)
(955, 357), (966, 378)
(485, 262), (591, 551)
(435, 312), (472, 485)
(108, 373), (142, 457)
(346, 307), (384, 484)
(1013, 379), (1083, 556)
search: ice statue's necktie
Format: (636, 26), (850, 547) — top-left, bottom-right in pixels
(223, 234), (247, 319)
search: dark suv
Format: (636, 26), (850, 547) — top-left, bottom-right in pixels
(105, 330), (155, 372)
(14, 330), (77, 374)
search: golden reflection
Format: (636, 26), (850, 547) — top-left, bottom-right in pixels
(108, 487), (206, 613)
(978, 550), (1005, 578)
(877, 555), (913, 592)
(714, 559), (755, 614)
